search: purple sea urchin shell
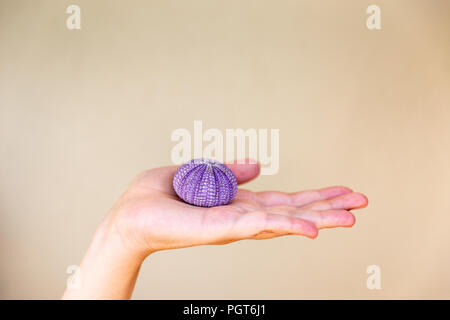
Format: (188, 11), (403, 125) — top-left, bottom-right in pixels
(173, 158), (238, 207)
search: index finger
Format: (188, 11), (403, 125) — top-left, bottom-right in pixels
(254, 186), (354, 207)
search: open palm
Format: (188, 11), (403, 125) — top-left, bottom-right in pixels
(106, 161), (368, 256)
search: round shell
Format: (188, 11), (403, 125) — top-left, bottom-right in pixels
(172, 158), (238, 207)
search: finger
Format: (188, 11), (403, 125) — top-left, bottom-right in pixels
(225, 159), (260, 185)
(303, 192), (369, 211)
(262, 206), (356, 229)
(233, 211), (318, 239)
(254, 186), (353, 207)
(294, 210), (356, 229)
(131, 165), (179, 194)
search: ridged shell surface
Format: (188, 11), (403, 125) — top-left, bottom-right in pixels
(173, 158), (238, 207)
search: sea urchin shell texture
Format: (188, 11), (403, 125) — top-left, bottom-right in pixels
(173, 158), (238, 207)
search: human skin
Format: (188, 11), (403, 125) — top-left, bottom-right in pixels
(62, 160), (368, 299)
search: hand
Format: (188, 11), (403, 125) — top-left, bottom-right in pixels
(103, 160), (368, 258)
(62, 160), (368, 299)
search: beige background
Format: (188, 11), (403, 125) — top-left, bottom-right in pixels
(1, 0), (449, 299)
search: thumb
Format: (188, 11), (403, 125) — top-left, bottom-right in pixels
(225, 159), (260, 185)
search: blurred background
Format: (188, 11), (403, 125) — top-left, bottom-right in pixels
(1, 0), (449, 299)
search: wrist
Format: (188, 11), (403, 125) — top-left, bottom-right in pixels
(62, 219), (146, 299)
(91, 218), (148, 264)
